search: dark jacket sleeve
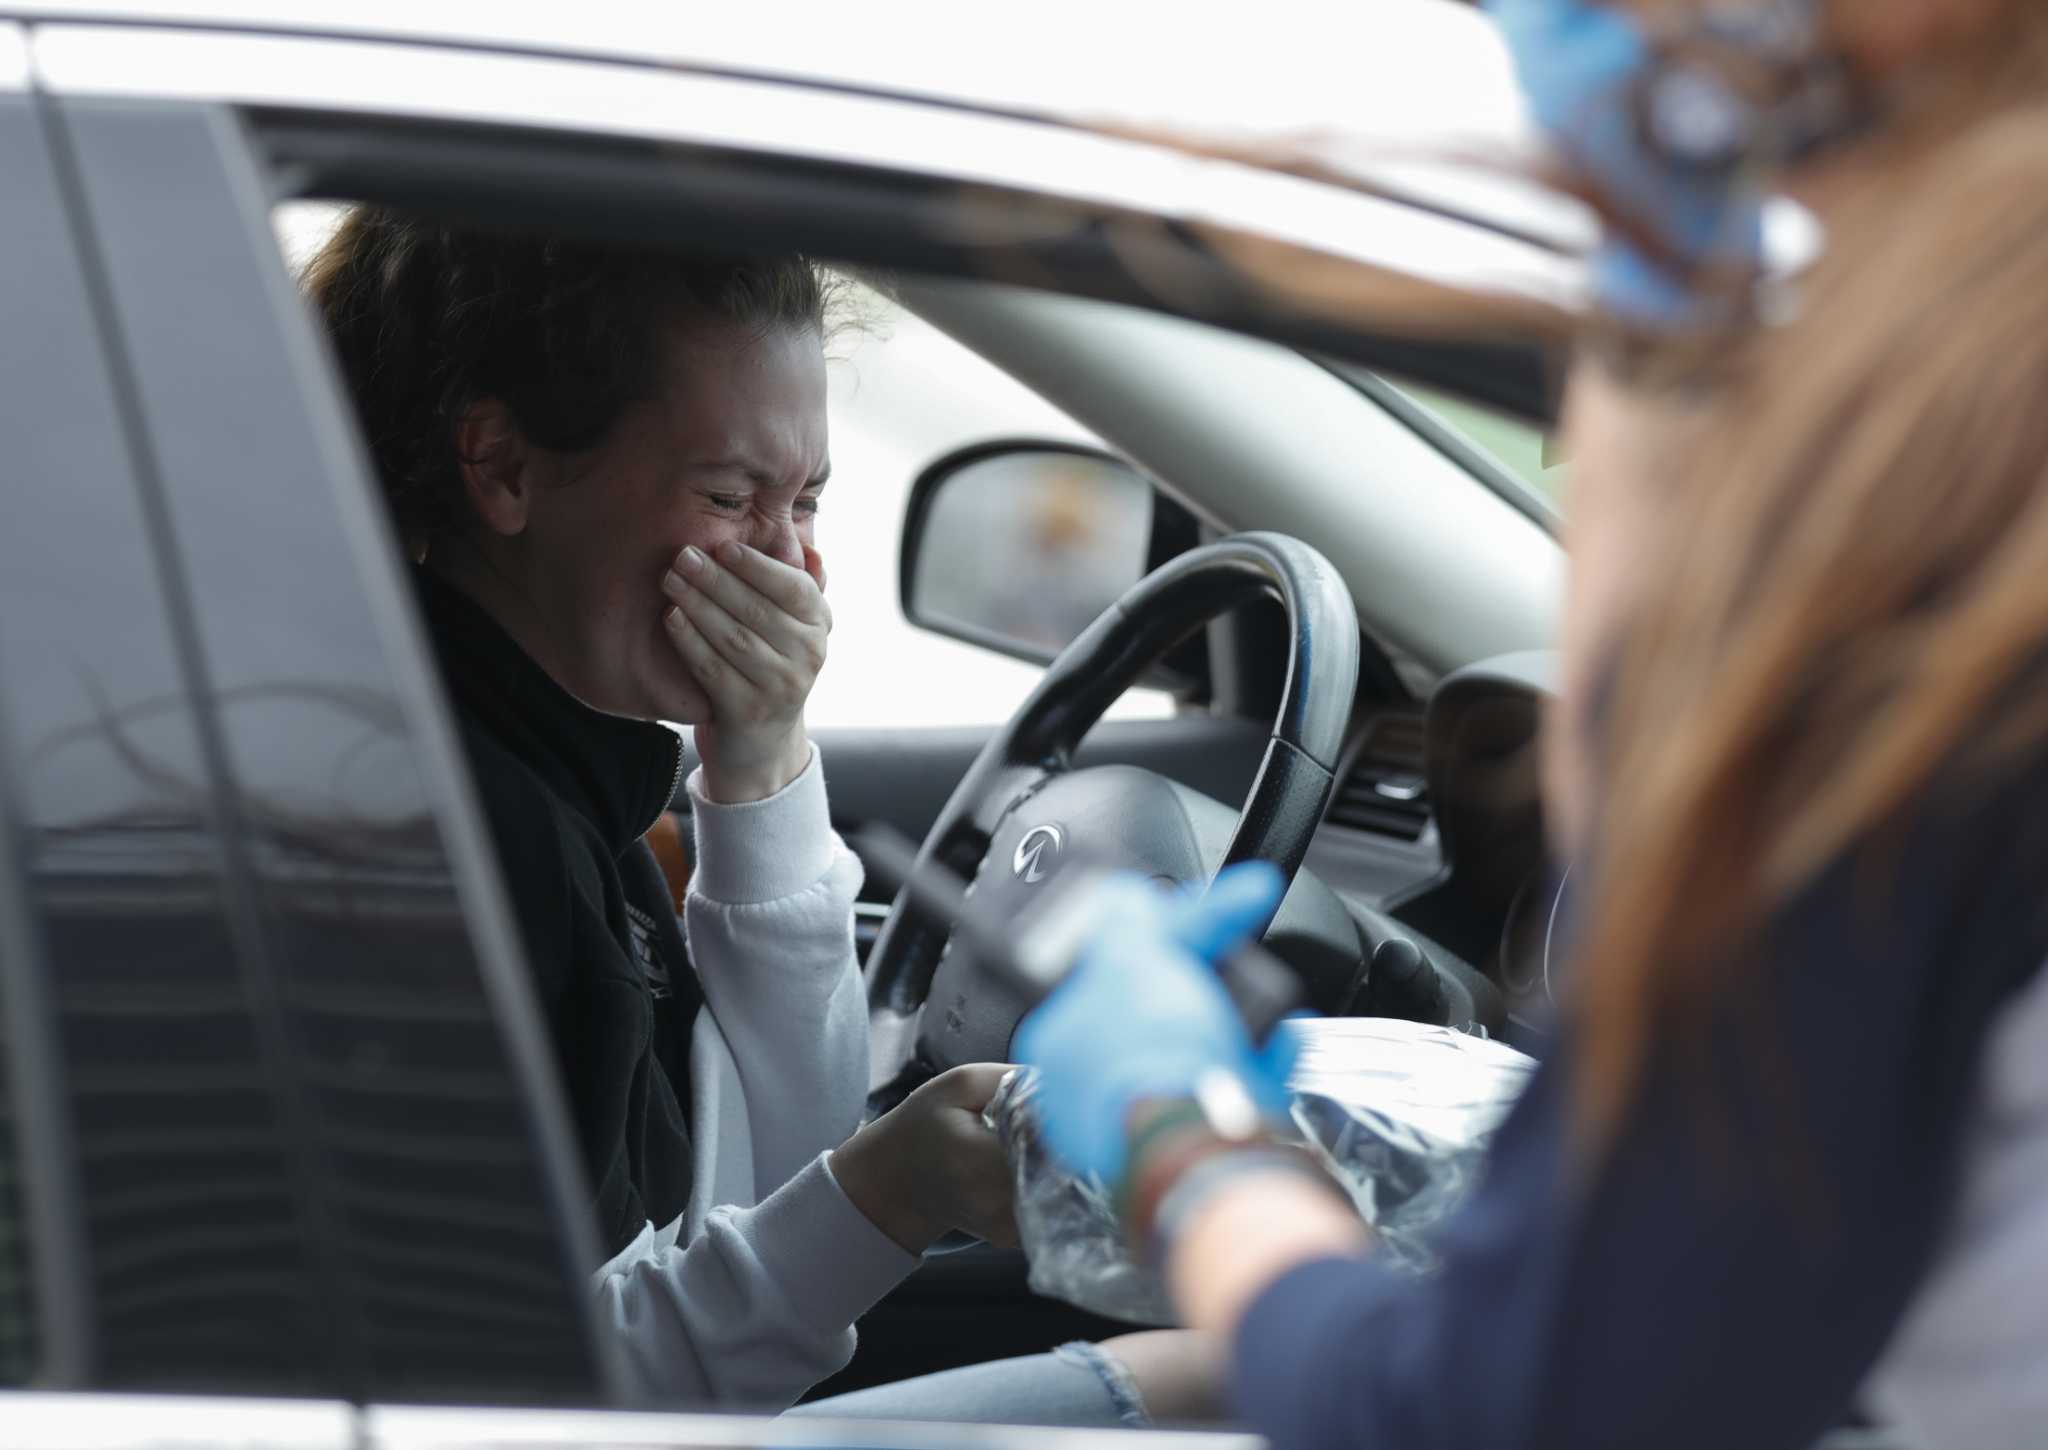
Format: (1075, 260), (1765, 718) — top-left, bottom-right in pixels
(1231, 761), (2048, 1450)
(456, 720), (576, 1006)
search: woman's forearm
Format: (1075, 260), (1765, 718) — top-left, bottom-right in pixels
(1166, 1170), (1368, 1336)
(685, 746), (868, 1196)
(593, 1152), (918, 1406)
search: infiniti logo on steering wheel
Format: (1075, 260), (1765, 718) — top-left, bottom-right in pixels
(1012, 824), (1065, 884)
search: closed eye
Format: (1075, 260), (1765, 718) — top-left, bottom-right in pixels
(705, 493), (749, 513)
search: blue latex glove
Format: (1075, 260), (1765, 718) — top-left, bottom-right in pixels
(1486, 0), (1767, 327)
(1011, 861), (1303, 1186)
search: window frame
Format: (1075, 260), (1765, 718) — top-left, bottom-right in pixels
(19, 19), (1562, 422)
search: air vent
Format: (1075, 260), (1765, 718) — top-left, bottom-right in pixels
(1327, 713), (1431, 841)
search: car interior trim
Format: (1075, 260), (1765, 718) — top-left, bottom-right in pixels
(24, 23), (1582, 310)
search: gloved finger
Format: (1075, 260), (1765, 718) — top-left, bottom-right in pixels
(1248, 1013), (1310, 1115)
(1167, 860), (1287, 960)
(1258, 1013), (1308, 1081)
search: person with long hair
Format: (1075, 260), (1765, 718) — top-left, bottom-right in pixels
(1015, 1), (2048, 1445)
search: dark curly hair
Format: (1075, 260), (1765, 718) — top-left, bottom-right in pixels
(302, 207), (832, 549)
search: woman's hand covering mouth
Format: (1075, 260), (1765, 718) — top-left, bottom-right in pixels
(662, 538), (831, 803)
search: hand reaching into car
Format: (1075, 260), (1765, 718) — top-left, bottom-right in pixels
(829, 1064), (1021, 1254)
(662, 539), (831, 804)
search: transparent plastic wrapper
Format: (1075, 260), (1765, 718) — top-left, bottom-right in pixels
(985, 1017), (1537, 1324)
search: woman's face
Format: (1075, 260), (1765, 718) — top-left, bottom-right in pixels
(501, 320), (830, 723)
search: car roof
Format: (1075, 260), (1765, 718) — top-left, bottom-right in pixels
(4, 0), (1586, 250)
(10, 0), (1520, 134)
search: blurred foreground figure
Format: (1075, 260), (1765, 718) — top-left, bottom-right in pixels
(1017, 1), (2048, 1445)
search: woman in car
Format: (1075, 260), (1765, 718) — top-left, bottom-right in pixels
(302, 218), (1208, 1422)
(1015, 0), (2048, 1446)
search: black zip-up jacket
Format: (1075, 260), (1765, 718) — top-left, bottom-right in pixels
(416, 569), (705, 1254)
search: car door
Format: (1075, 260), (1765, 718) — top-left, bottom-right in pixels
(0, 44), (620, 1412)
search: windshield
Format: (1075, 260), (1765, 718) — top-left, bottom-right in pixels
(1336, 364), (1568, 519)
(1395, 381), (1568, 506)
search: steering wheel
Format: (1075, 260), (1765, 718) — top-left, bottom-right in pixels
(865, 531), (1360, 1094)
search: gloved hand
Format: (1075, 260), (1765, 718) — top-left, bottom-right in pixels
(1012, 861), (1301, 1186)
(1486, 0), (1769, 327)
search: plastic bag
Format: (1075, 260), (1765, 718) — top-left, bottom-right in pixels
(984, 1017), (1537, 1325)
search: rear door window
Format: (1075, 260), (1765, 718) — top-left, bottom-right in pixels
(0, 80), (220, 1393)
(0, 91), (605, 1402)
(57, 96), (607, 1403)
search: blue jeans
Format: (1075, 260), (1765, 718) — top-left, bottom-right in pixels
(786, 1342), (1149, 1429)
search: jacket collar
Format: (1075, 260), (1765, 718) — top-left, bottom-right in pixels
(415, 567), (682, 856)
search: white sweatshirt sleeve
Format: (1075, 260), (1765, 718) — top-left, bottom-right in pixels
(683, 745), (870, 1197)
(595, 1152), (917, 1407)
(590, 744), (918, 1407)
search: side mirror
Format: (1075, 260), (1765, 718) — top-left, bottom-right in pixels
(900, 441), (1198, 677)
